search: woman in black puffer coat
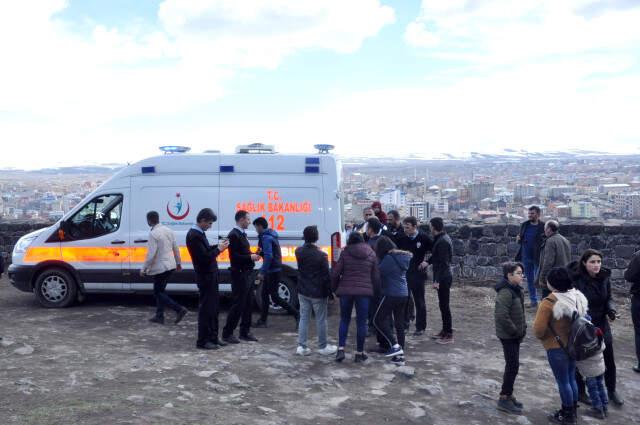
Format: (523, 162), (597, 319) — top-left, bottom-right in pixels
(568, 249), (623, 407)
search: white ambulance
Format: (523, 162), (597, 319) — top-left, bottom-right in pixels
(8, 144), (343, 309)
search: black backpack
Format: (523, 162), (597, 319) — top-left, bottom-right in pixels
(548, 303), (603, 361)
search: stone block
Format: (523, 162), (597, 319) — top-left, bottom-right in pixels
(468, 240), (480, 255)
(615, 245), (636, 259)
(470, 226), (484, 238)
(452, 239), (465, 256)
(479, 244), (497, 257)
(458, 225), (471, 239)
(588, 236), (606, 250)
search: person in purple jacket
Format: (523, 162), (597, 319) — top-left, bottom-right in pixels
(331, 232), (381, 363)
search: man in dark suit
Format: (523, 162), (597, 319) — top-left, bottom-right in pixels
(186, 208), (229, 350)
(222, 210), (261, 344)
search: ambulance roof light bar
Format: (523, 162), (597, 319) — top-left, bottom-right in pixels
(236, 143), (276, 154)
(314, 144), (335, 154)
(159, 146), (191, 154)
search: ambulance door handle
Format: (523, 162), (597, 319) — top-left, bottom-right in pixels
(134, 239), (148, 243)
(111, 240), (126, 245)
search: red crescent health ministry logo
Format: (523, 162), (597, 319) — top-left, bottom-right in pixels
(167, 193), (190, 220)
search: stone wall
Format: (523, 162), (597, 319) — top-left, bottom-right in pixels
(0, 221), (53, 267)
(431, 223), (640, 287)
(2, 221), (639, 287)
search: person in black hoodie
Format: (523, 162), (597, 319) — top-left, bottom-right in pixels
(623, 249), (640, 373)
(398, 216), (432, 336)
(428, 217), (454, 344)
(186, 208), (229, 350)
(222, 210), (261, 344)
(568, 249), (624, 407)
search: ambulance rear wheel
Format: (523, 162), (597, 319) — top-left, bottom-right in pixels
(34, 268), (77, 308)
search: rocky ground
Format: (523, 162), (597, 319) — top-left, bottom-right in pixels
(0, 277), (638, 425)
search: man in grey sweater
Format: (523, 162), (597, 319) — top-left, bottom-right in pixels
(537, 220), (572, 298)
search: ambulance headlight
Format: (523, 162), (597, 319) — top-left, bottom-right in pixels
(13, 234), (38, 255)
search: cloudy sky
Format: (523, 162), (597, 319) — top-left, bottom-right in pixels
(1, 0), (639, 169)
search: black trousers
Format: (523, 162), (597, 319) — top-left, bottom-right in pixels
(407, 271), (427, 331)
(633, 294), (640, 365)
(500, 338), (521, 397)
(437, 277), (453, 334)
(152, 269), (183, 318)
(196, 272), (219, 346)
(577, 320), (616, 394)
(373, 296), (406, 349)
(260, 271), (298, 322)
(223, 269), (254, 337)
(403, 293), (415, 328)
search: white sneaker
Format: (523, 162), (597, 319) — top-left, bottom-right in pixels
(296, 346), (312, 356)
(318, 345), (338, 355)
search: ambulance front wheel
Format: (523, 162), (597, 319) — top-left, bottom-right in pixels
(34, 268), (78, 308)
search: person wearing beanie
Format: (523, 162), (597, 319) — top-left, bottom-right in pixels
(533, 267), (588, 425)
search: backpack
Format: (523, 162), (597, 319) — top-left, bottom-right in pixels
(548, 304), (603, 361)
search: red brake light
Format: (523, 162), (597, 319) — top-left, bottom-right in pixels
(330, 231), (342, 267)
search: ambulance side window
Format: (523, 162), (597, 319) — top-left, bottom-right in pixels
(66, 194), (123, 240)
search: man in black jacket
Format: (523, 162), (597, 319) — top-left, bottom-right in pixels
(515, 206), (545, 308)
(386, 210), (405, 245)
(222, 210), (261, 344)
(624, 250), (640, 373)
(186, 208), (229, 350)
(398, 216), (432, 336)
(428, 217), (454, 344)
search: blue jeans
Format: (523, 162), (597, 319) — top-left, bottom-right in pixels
(297, 294), (328, 349)
(547, 348), (578, 407)
(523, 259), (539, 304)
(338, 295), (370, 352)
(586, 375), (608, 410)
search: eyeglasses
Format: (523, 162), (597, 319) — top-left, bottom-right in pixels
(512, 272), (524, 276)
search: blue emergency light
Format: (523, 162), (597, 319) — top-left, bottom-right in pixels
(159, 146), (191, 154)
(314, 144), (334, 154)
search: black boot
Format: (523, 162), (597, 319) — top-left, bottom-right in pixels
(561, 405), (577, 425)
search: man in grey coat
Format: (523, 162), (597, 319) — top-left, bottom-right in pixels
(537, 220), (572, 298)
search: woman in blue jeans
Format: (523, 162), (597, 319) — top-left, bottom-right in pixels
(331, 232), (381, 363)
(533, 267), (589, 425)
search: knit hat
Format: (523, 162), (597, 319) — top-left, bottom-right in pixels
(547, 267), (573, 292)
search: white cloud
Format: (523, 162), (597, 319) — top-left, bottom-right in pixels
(397, 0), (640, 154)
(0, 1), (394, 131)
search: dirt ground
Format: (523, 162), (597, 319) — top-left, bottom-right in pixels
(1, 277), (638, 425)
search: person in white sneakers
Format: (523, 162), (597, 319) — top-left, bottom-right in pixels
(294, 226), (337, 356)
